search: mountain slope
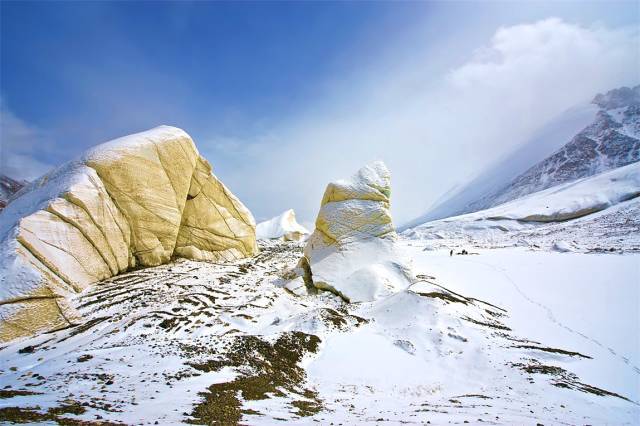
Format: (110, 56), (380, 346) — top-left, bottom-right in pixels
(402, 161), (640, 253)
(482, 85), (639, 209)
(405, 85), (639, 227)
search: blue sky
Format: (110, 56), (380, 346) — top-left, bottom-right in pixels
(1, 1), (638, 225)
(1, 1), (420, 154)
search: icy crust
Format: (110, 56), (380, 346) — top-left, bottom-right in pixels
(256, 209), (309, 241)
(83, 125), (193, 161)
(302, 161), (413, 302)
(320, 160), (391, 205)
(0, 126), (258, 342)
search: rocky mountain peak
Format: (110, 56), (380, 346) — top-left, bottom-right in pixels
(592, 85), (640, 110)
(0, 174), (28, 210)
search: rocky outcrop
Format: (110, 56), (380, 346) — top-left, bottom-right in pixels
(300, 161), (413, 302)
(461, 85), (640, 214)
(0, 126), (257, 341)
(407, 85), (640, 226)
(256, 209), (309, 241)
(0, 174), (27, 211)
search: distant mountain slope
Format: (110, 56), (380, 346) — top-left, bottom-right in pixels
(402, 161), (640, 253)
(403, 85), (639, 228)
(480, 85), (639, 209)
(0, 174), (27, 210)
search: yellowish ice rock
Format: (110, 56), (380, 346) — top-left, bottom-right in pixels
(305, 161), (395, 249)
(174, 156), (258, 262)
(301, 161), (413, 302)
(0, 126), (257, 342)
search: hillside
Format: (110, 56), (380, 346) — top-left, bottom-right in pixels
(405, 85), (639, 227)
(0, 239), (637, 424)
(402, 161), (640, 253)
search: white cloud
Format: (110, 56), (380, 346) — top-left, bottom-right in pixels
(451, 18), (608, 88)
(0, 100), (54, 181)
(212, 18), (639, 226)
(448, 17), (638, 111)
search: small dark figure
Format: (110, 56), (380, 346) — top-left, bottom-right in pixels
(450, 249), (453, 257)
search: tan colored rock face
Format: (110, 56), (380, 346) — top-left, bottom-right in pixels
(0, 126), (257, 342)
(302, 161), (413, 303)
(85, 128), (198, 266)
(307, 161), (395, 248)
(175, 157), (258, 262)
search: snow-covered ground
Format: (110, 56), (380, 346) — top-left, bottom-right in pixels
(1, 238), (637, 424)
(402, 243), (640, 399)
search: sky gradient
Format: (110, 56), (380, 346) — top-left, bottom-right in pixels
(1, 1), (639, 226)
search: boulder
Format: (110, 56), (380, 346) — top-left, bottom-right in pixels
(301, 161), (413, 302)
(552, 240), (575, 253)
(256, 209), (309, 241)
(0, 126), (258, 341)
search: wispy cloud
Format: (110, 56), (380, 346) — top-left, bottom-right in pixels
(0, 100), (54, 181)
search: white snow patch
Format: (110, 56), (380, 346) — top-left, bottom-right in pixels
(256, 209), (309, 241)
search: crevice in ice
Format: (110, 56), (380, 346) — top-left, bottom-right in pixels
(46, 205), (116, 276)
(85, 169), (135, 266)
(0, 294), (63, 306)
(15, 238), (80, 293)
(152, 141), (183, 215)
(21, 225), (103, 283)
(63, 192), (122, 273)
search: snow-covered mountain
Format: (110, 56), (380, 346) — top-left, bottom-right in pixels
(402, 161), (640, 253)
(483, 85), (639, 208)
(404, 85), (640, 227)
(0, 174), (27, 210)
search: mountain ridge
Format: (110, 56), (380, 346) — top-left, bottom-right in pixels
(0, 174), (28, 211)
(403, 85), (639, 228)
